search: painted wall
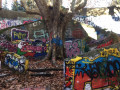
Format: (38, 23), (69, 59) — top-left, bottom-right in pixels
(0, 28), (49, 59)
(0, 39), (49, 59)
(0, 18), (87, 59)
(64, 48), (120, 90)
(4, 52), (29, 72)
(73, 15), (120, 27)
(65, 39), (86, 58)
(0, 18), (40, 30)
(11, 28), (29, 41)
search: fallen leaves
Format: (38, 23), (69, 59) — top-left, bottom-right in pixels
(0, 59), (64, 90)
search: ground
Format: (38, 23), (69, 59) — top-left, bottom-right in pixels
(0, 60), (64, 90)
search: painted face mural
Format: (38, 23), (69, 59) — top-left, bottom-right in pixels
(64, 48), (120, 90)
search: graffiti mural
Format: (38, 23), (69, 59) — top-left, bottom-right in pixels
(4, 52), (29, 72)
(0, 40), (18, 53)
(65, 39), (86, 58)
(11, 28), (29, 41)
(72, 15), (120, 30)
(0, 39), (49, 59)
(33, 29), (49, 39)
(0, 19), (22, 29)
(97, 40), (113, 49)
(17, 40), (49, 59)
(64, 48), (120, 90)
(72, 15), (98, 28)
(0, 18), (41, 30)
(51, 37), (63, 46)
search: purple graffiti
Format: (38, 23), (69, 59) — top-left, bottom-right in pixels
(65, 40), (85, 58)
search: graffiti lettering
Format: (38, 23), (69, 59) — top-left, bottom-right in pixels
(65, 40), (86, 58)
(0, 41), (17, 52)
(11, 28), (29, 41)
(4, 53), (28, 72)
(65, 48), (120, 90)
(0, 18), (41, 30)
(21, 45), (47, 52)
(97, 40), (113, 48)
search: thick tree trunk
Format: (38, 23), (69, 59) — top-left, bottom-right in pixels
(44, 25), (66, 66)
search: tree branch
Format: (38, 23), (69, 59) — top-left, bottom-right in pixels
(71, 0), (87, 12)
(53, 0), (60, 24)
(34, 0), (48, 19)
(21, 0), (40, 15)
(75, 0), (87, 11)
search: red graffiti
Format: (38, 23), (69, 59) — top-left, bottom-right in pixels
(24, 52), (35, 57)
(0, 41), (17, 52)
(65, 67), (73, 87)
(21, 45), (47, 52)
(23, 20), (33, 24)
(74, 72), (91, 90)
(74, 72), (119, 90)
(92, 77), (108, 89)
(97, 40), (113, 48)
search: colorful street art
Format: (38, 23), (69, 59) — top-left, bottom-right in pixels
(0, 40), (18, 53)
(72, 15), (120, 29)
(4, 52), (29, 72)
(0, 39), (49, 59)
(33, 29), (49, 39)
(65, 40), (86, 58)
(64, 48), (120, 90)
(0, 19), (22, 29)
(17, 40), (49, 58)
(0, 18), (41, 30)
(97, 40), (113, 49)
(11, 28), (29, 41)
(51, 37), (63, 46)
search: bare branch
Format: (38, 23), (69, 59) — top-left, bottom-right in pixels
(71, 0), (87, 12)
(71, 0), (76, 12)
(75, 0), (87, 11)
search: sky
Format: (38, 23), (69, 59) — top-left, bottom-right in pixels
(2, 0), (20, 10)
(2, 0), (72, 10)
(2, 0), (13, 10)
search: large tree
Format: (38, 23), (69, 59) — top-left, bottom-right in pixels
(21, 0), (87, 64)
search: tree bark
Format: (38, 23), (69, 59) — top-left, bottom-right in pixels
(44, 23), (67, 66)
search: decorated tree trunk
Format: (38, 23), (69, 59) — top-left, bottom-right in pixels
(28, 0), (87, 64)
(45, 21), (69, 64)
